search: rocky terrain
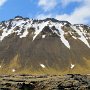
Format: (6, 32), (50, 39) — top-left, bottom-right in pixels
(0, 74), (90, 90)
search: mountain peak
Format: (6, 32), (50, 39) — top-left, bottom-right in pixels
(14, 16), (24, 19)
(0, 16), (90, 48)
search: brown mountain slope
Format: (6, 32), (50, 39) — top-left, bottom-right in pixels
(0, 17), (90, 74)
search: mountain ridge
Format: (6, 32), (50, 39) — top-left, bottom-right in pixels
(0, 16), (90, 74)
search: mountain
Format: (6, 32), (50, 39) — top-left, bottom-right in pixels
(0, 16), (90, 74)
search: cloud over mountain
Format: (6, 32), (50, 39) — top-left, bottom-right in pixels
(37, 0), (90, 24)
(38, 0), (57, 11)
(56, 0), (90, 24)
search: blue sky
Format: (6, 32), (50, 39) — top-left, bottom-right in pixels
(0, 0), (90, 24)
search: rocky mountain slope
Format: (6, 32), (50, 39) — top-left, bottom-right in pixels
(0, 16), (90, 74)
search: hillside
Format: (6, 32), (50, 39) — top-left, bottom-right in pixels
(0, 16), (90, 74)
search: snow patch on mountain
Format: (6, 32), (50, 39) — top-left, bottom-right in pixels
(42, 35), (46, 38)
(71, 26), (90, 48)
(55, 23), (70, 49)
(70, 64), (75, 69)
(40, 64), (46, 68)
(20, 30), (28, 38)
(32, 21), (49, 40)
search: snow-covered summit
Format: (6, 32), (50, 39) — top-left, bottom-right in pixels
(0, 16), (90, 49)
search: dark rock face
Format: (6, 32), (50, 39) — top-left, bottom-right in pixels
(0, 17), (90, 73)
(18, 83), (35, 90)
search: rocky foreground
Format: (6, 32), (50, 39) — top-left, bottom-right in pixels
(0, 74), (90, 90)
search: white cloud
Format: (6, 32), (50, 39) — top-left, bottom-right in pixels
(61, 0), (82, 7)
(38, 0), (82, 12)
(56, 0), (90, 24)
(38, 0), (82, 11)
(37, 0), (90, 24)
(0, 0), (7, 7)
(38, 0), (57, 11)
(36, 14), (52, 19)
